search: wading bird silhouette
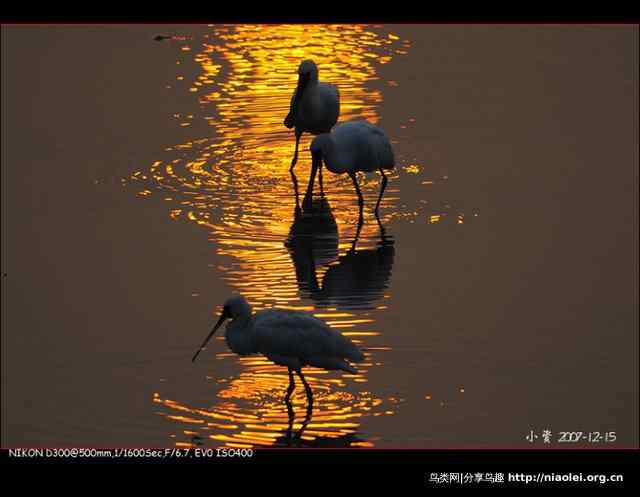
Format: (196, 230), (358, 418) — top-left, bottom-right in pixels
(191, 295), (364, 407)
(305, 120), (395, 222)
(284, 59), (340, 194)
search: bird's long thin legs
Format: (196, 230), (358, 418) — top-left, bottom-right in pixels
(284, 402), (295, 445)
(349, 172), (364, 224)
(296, 370), (314, 407)
(283, 372), (314, 446)
(289, 130), (302, 173)
(375, 167), (388, 216)
(290, 170), (301, 214)
(318, 164), (324, 197)
(295, 400), (313, 441)
(285, 367), (296, 403)
(349, 215), (364, 253)
(303, 158), (320, 208)
(375, 209), (387, 241)
(284, 374), (295, 445)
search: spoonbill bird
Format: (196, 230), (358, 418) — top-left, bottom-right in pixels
(191, 295), (364, 405)
(305, 120), (395, 220)
(284, 60), (340, 179)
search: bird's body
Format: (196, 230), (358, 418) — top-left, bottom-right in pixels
(230, 308), (363, 373)
(284, 60), (340, 175)
(285, 81), (340, 135)
(192, 295), (364, 405)
(316, 120), (395, 174)
(305, 120), (395, 219)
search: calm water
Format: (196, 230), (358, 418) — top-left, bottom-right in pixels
(1, 24), (638, 448)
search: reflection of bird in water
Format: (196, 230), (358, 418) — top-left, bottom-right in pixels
(305, 120), (395, 222)
(274, 398), (365, 448)
(287, 206), (395, 310)
(284, 59), (340, 194)
(188, 399), (364, 448)
(285, 192), (339, 292)
(276, 431), (364, 448)
(316, 220), (395, 310)
(191, 295), (364, 407)
(281, 393), (313, 446)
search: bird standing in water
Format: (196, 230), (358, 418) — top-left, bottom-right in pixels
(284, 59), (340, 193)
(192, 295), (364, 405)
(305, 120), (395, 221)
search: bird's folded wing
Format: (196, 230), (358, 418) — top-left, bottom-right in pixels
(253, 310), (341, 359)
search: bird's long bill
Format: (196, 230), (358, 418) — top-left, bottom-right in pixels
(191, 311), (228, 363)
(291, 72), (310, 110)
(285, 72), (311, 128)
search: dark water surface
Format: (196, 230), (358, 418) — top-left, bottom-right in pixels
(1, 24), (637, 448)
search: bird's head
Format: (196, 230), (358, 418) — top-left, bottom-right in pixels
(298, 59), (319, 82)
(222, 294), (252, 319)
(310, 133), (333, 159)
(192, 295), (252, 362)
(295, 60), (319, 97)
(285, 60), (319, 129)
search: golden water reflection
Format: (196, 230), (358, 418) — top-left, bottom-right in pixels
(154, 352), (402, 448)
(130, 25), (437, 447)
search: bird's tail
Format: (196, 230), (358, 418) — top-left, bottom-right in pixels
(378, 137), (395, 170)
(347, 347), (366, 362)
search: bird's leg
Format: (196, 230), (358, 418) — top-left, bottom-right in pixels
(318, 164), (324, 197)
(284, 387), (295, 445)
(350, 215), (364, 253)
(350, 172), (364, 225)
(284, 367), (296, 403)
(295, 398), (313, 441)
(296, 370), (314, 408)
(303, 157), (320, 209)
(374, 167), (388, 217)
(289, 130), (302, 173)
(375, 209), (387, 241)
(290, 170), (301, 214)
(289, 132), (303, 209)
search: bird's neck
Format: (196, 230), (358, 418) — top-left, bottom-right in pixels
(225, 315), (256, 355)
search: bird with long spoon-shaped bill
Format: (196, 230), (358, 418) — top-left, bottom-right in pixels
(304, 120), (395, 222)
(284, 59), (340, 193)
(191, 295), (365, 405)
